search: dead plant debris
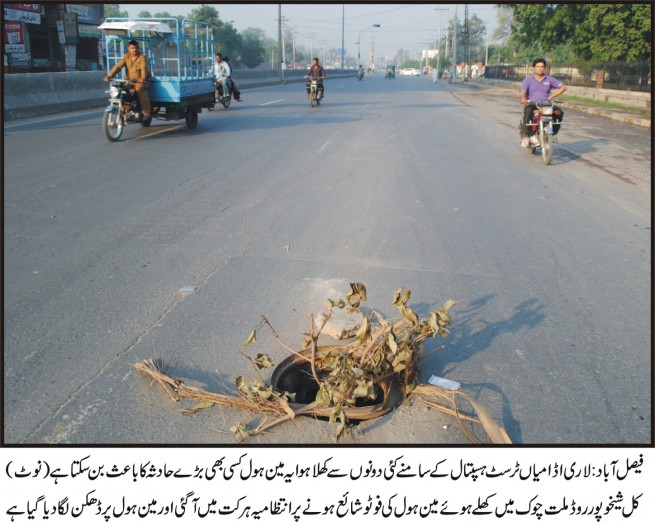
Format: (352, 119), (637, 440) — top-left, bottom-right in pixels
(133, 283), (511, 443)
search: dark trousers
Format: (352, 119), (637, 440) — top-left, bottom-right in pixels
(521, 103), (563, 136)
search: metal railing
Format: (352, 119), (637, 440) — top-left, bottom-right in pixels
(484, 60), (651, 92)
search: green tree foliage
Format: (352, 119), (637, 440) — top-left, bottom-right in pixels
(103, 4), (128, 18)
(508, 4), (651, 61)
(446, 13), (487, 63)
(241, 34), (266, 68)
(188, 4), (243, 64)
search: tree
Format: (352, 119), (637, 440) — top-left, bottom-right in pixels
(188, 4), (242, 62)
(446, 13), (487, 63)
(104, 4), (128, 18)
(508, 4), (651, 62)
(240, 34), (266, 68)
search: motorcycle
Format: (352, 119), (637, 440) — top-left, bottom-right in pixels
(102, 79), (151, 142)
(523, 99), (561, 165)
(209, 80), (231, 110)
(357, 69), (364, 81)
(306, 76), (323, 107)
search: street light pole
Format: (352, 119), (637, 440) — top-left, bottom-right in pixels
(357, 24), (380, 64)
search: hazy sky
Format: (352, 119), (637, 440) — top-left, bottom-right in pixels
(118, 3), (499, 59)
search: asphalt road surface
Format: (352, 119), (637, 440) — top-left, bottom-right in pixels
(4, 74), (651, 444)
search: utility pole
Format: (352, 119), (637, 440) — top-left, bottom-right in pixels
(452, 4), (457, 81)
(463, 4), (469, 78)
(290, 22), (296, 66)
(341, 4), (346, 74)
(277, 5), (283, 81)
(433, 7), (448, 80)
(308, 32), (315, 62)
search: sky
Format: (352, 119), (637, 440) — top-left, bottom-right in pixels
(117, 3), (500, 59)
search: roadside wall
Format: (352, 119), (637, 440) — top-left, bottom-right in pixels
(480, 79), (650, 109)
(4, 71), (649, 121)
(3, 69), (352, 121)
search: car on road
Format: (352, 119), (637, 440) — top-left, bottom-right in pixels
(400, 68), (420, 76)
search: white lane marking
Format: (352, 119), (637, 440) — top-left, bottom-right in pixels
(261, 99), (284, 106)
(318, 139), (333, 153)
(126, 125), (183, 141)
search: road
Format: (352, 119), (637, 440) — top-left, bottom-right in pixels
(3, 74), (651, 444)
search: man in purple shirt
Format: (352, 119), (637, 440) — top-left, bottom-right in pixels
(519, 58), (567, 147)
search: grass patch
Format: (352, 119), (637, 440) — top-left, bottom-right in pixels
(561, 95), (651, 117)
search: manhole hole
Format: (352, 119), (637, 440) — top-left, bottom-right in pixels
(270, 346), (405, 422)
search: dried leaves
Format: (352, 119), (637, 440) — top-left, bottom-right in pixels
(232, 283), (458, 441)
(134, 283), (469, 443)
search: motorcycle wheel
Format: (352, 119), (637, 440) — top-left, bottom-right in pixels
(310, 94), (317, 107)
(185, 108), (198, 129)
(103, 110), (124, 142)
(540, 128), (552, 165)
(222, 97), (231, 109)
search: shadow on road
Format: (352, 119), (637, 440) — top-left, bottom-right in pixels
(418, 294), (546, 443)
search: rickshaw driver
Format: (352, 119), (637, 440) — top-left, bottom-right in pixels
(305, 57), (326, 99)
(104, 39), (151, 123)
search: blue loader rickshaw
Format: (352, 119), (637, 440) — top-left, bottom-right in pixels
(99, 18), (216, 141)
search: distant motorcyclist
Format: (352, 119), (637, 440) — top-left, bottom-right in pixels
(305, 57), (326, 99)
(519, 58), (567, 147)
(104, 39), (151, 123)
(357, 64), (364, 79)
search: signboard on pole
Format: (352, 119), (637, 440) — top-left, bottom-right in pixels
(3, 4), (42, 24)
(4, 21), (25, 53)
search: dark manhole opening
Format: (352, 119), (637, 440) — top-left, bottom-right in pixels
(272, 362), (386, 423)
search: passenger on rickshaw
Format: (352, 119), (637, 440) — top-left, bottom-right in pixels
(222, 56), (242, 101)
(104, 39), (151, 123)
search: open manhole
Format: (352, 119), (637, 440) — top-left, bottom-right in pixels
(270, 346), (406, 422)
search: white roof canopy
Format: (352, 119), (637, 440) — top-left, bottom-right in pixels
(98, 20), (173, 33)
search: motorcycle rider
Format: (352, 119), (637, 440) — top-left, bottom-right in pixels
(305, 57), (326, 99)
(519, 58), (567, 147)
(104, 39), (151, 123)
(357, 64), (364, 79)
(212, 53), (231, 99)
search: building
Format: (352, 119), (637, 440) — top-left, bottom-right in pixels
(4, 3), (104, 73)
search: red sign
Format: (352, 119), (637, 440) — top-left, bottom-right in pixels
(4, 21), (23, 42)
(6, 4), (42, 13)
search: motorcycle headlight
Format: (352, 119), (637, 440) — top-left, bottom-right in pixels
(109, 85), (120, 98)
(541, 106), (553, 116)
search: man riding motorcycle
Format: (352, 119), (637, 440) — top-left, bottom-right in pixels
(519, 58), (567, 147)
(104, 39), (151, 123)
(305, 57), (326, 99)
(212, 53), (231, 100)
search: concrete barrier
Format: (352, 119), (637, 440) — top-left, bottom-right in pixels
(3, 69), (354, 121)
(4, 71), (107, 120)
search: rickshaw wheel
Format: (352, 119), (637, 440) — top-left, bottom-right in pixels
(185, 108), (198, 129)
